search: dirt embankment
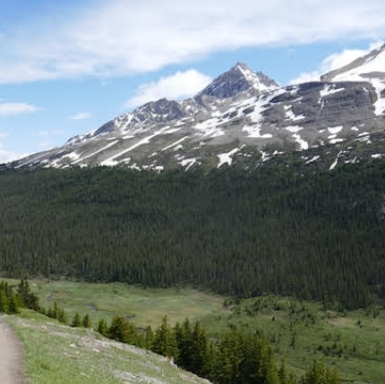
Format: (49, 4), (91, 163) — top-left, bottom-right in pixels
(0, 316), (25, 384)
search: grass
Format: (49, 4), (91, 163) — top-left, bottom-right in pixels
(27, 280), (225, 327)
(5, 279), (385, 383)
(199, 296), (385, 383)
(5, 310), (210, 384)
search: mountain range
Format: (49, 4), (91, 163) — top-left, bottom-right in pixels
(7, 44), (385, 171)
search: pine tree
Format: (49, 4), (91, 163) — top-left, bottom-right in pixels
(175, 319), (193, 370)
(7, 295), (18, 314)
(56, 307), (68, 324)
(108, 316), (138, 345)
(97, 318), (108, 337)
(144, 325), (154, 350)
(17, 278), (40, 311)
(191, 321), (209, 377)
(0, 290), (8, 313)
(152, 316), (178, 359)
(82, 314), (92, 328)
(108, 316), (127, 342)
(302, 358), (340, 384)
(71, 312), (82, 327)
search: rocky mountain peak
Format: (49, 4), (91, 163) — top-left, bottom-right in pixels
(194, 62), (279, 104)
(133, 98), (187, 123)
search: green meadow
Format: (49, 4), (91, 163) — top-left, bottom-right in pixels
(29, 280), (226, 327)
(5, 279), (385, 383)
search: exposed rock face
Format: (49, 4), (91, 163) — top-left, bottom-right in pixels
(6, 47), (385, 171)
(194, 62), (279, 104)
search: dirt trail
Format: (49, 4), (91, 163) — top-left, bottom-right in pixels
(0, 316), (25, 384)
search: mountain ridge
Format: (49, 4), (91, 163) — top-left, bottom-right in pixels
(6, 46), (385, 171)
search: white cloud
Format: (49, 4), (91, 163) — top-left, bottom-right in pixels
(126, 70), (212, 108)
(1, 1), (385, 83)
(39, 129), (65, 136)
(51, 129), (65, 135)
(0, 149), (21, 164)
(39, 141), (51, 148)
(0, 102), (40, 116)
(289, 41), (384, 84)
(69, 112), (91, 120)
(0, 133), (26, 163)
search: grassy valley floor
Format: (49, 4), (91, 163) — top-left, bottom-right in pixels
(4, 279), (385, 383)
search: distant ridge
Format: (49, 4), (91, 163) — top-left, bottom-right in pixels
(6, 44), (385, 170)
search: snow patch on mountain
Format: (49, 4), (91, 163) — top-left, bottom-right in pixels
(320, 85), (344, 98)
(292, 134), (309, 150)
(284, 106), (305, 121)
(162, 137), (189, 151)
(217, 146), (244, 168)
(285, 126), (303, 133)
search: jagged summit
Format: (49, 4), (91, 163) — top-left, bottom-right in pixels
(194, 62), (279, 103)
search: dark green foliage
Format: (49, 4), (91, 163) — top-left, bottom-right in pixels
(0, 290), (7, 313)
(47, 301), (68, 324)
(71, 312), (82, 327)
(97, 318), (108, 336)
(302, 359), (340, 384)
(0, 163), (385, 308)
(17, 279), (40, 311)
(7, 295), (19, 314)
(144, 325), (154, 350)
(175, 318), (211, 376)
(151, 316), (179, 359)
(210, 327), (283, 384)
(82, 314), (92, 328)
(0, 278), (41, 314)
(0, 281), (20, 314)
(108, 316), (138, 344)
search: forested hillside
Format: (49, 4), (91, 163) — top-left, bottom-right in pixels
(1, 161), (385, 309)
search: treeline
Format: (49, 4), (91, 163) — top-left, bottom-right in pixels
(0, 279), (39, 314)
(1, 161), (385, 308)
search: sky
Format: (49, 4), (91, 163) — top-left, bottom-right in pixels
(0, 0), (385, 163)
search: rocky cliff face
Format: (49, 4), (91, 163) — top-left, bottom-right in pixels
(7, 46), (385, 171)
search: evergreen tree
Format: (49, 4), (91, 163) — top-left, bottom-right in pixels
(0, 290), (8, 313)
(56, 307), (68, 324)
(7, 295), (18, 314)
(108, 316), (138, 345)
(191, 321), (209, 377)
(175, 319), (193, 370)
(152, 316), (178, 359)
(17, 278), (40, 311)
(302, 359), (340, 384)
(82, 314), (92, 328)
(144, 325), (154, 350)
(71, 312), (82, 327)
(97, 318), (108, 337)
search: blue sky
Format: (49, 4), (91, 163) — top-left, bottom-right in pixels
(0, 0), (385, 163)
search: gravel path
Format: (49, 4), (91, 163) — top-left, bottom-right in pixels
(0, 316), (25, 384)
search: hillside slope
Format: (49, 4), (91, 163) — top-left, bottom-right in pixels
(1, 160), (385, 308)
(6, 312), (211, 384)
